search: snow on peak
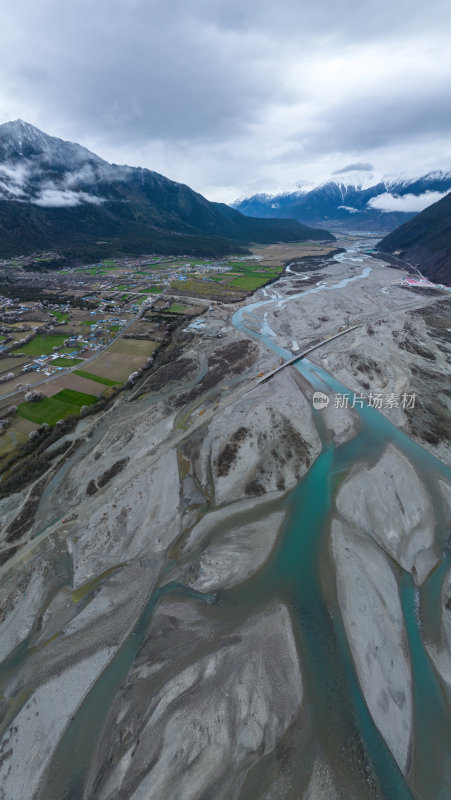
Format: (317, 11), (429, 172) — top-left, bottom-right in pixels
(0, 119), (105, 169)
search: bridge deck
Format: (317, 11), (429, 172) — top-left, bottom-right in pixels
(256, 324), (360, 384)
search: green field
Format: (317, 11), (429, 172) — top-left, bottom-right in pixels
(227, 261), (278, 277)
(50, 311), (70, 323)
(167, 303), (189, 314)
(51, 357), (83, 367)
(17, 397), (79, 425)
(226, 260), (268, 269)
(230, 275), (275, 290)
(15, 334), (68, 356)
(169, 278), (240, 299)
(227, 261), (279, 291)
(17, 388), (96, 426)
(56, 388), (97, 406)
(73, 369), (120, 386)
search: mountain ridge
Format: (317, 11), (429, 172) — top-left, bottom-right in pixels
(0, 120), (333, 261)
(376, 191), (451, 284)
(233, 171), (451, 233)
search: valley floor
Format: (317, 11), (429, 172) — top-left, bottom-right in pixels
(0, 237), (450, 800)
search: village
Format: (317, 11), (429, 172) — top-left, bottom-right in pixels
(0, 247), (286, 462)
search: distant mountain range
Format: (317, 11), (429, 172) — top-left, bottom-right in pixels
(377, 191), (451, 284)
(233, 172), (451, 233)
(0, 120), (333, 263)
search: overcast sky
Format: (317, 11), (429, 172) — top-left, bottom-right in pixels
(1, 0), (450, 202)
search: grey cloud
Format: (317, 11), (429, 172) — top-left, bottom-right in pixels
(291, 79), (451, 163)
(0, 1), (291, 149)
(157, 0), (450, 43)
(1, 0), (451, 198)
(333, 163), (374, 174)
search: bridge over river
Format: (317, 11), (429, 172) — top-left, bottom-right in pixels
(256, 324), (361, 384)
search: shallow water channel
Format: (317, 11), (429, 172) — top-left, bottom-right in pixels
(231, 246), (451, 799)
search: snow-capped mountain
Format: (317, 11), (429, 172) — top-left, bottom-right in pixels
(233, 171), (451, 233)
(0, 120), (333, 261)
(0, 119), (105, 168)
(0, 119), (141, 207)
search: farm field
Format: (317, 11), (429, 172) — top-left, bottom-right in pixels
(170, 277), (242, 301)
(167, 303), (189, 314)
(109, 339), (158, 357)
(14, 334), (68, 356)
(51, 357), (83, 367)
(166, 257), (284, 299)
(84, 338), (158, 382)
(18, 397), (79, 425)
(2, 321), (46, 329)
(50, 311), (70, 322)
(17, 388), (96, 426)
(122, 320), (157, 337)
(73, 370), (119, 386)
(0, 356), (28, 374)
(249, 241), (338, 265)
(230, 273), (277, 291)
(0, 370), (46, 396)
(0, 417), (37, 457)
(51, 373), (107, 396)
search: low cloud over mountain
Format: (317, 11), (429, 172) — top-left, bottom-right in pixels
(234, 171), (451, 232)
(0, 119), (333, 260)
(32, 188), (104, 207)
(368, 190), (449, 213)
